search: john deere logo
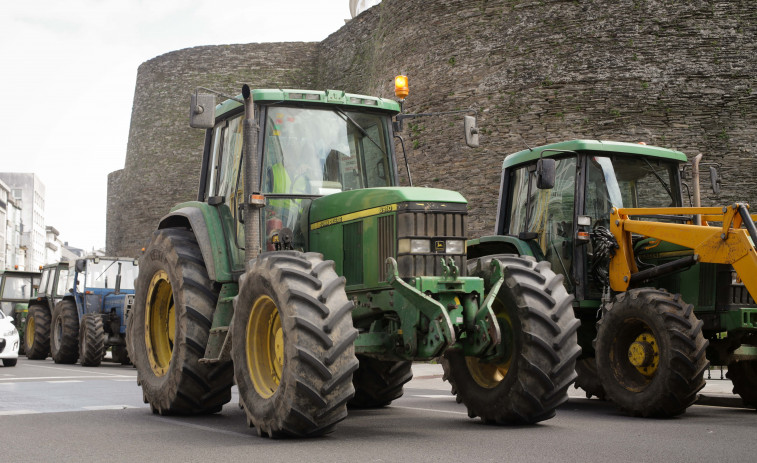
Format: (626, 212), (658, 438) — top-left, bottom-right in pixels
(434, 240), (446, 253)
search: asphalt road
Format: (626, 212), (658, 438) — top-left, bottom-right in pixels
(1, 359), (755, 463)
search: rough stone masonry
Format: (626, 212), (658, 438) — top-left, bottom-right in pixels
(107, 0), (757, 257)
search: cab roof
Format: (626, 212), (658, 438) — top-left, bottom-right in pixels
(215, 89), (401, 117)
(502, 140), (688, 169)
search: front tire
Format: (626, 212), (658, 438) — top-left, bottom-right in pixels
(3, 359), (17, 367)
(726, 360), (757, 408)
(80, 314), (105, 367)
(25, 304), (50, 360)
(348, 356), (413, 408)
(232, 252), (359, 438)
(595, 288), (708, 417)
(51, 300), (80, 364)
(442, 254), (581, 424)
(574, 357), (606, 400)
(129, 228), (233, 415)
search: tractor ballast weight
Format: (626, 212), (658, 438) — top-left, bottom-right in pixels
(127, 84), (580, 438)
(473, 139), (757, 416)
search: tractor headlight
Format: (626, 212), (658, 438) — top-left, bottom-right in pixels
(446, 240), (465, 254)
(398, 239), (431, 254)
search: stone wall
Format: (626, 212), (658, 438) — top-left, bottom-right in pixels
(107, 42), (319, 255)
(108, 0), (757, 256)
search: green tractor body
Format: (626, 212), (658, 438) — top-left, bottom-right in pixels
(0, 270), (41, 355)
(128, 87), (580, 437)
(473, 139), (757, 415)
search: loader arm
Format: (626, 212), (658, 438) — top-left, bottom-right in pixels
(609, 204), (757, 298)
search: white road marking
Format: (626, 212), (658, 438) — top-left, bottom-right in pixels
(24, 363), (132, 377)
(413, 394), (454, 399)
(46, 380), (84, 384)
(392, 405), (467, 416)
(0, 375), (132, 382)
(0, 410), (36, 416)
(82, 405), (139, 410)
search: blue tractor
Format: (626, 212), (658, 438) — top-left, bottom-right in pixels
(50, 256), (139, 366)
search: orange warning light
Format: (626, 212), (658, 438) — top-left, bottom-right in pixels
(395, 75), (409, 99)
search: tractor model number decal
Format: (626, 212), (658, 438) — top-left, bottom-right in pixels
(310, 204), (398, 230)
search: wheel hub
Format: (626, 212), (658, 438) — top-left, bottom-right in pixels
(144, 270), (175, 377)
(247, 295), (283, 399)
(627, 332), (659, 376)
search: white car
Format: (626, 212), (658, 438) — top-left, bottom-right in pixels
(0, 310), (19, 367)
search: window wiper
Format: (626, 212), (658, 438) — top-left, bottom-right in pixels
(333, 107), (386, 156)
(642, 158), (674, 201)
(95, 260), (118, 281)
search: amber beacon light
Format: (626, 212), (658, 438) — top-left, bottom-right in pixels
(394, 75), (409, 99)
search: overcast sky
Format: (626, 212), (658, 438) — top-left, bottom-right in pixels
(0, 0), (360, 254)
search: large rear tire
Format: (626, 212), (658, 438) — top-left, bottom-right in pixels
(25, 304), (50, 360)
(232, 251), (359, 438)
(80, 314), (105, 367)
(51, 300), (80, 364)
(595, 288), (708, 417)
(348, 356), (413, 408)
(726, 360), (757, 408)
(442, 254), (581, 424)
(129, 228), (234, 415)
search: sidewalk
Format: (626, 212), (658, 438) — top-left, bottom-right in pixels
(408, 363), (746, 408)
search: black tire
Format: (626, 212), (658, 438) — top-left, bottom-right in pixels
(348, 356), (413, 408)
(726, 360), (757, 408)
(113, 345), (131, 365)
(129, 228), (234, 415)
(595, 288), (708, 417)
(442, 254), (581, 424)
(3, 359), (18, 367)
(574, 357), (606, 400)
(13, 309), (26, 356)
(80, 314), (105, 367)
(25, 304), (50, 360)
(232, 251), (359, 438)
(51, 300), (80, 364)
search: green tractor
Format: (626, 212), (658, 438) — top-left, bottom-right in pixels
(470, 139), (757, 416)
(127, 83), (580, 437)
(0, 269), (41, 355)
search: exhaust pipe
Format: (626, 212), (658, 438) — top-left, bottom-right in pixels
(242, 84), (263, 262)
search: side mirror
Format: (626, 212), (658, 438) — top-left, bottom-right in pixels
(75, 259), (86, 273)
(190, 93), (216, 129)
(709, 166), (721, 195)
(464, 115), (479, 148)
(536, 158), (556, 189)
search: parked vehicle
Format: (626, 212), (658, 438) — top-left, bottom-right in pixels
(0, 270), (40, 354)
(0, 310), (19, 367)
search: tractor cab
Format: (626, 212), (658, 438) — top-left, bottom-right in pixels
(471, 140), (686, 301)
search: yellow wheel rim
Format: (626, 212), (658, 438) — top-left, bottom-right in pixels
(627, 331), (659, 377)
(25, 315), (35, 349)
(246, 295), (284, 399)
(144, 271), (175, 377)
(465, 303), (513, 389)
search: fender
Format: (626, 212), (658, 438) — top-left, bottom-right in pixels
(158, 202), (235, 282)
(466, 235), (540, 260)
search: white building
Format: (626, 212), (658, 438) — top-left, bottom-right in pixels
(0, 173), (46, 270)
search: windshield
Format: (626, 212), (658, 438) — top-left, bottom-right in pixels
(586, 155), (681, 220)
(84, 259), (139, 291)
(262, 106), (393, 196)
(2, 275), (36, 299)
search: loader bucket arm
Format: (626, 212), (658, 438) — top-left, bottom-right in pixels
(609, 204), (757, 299)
